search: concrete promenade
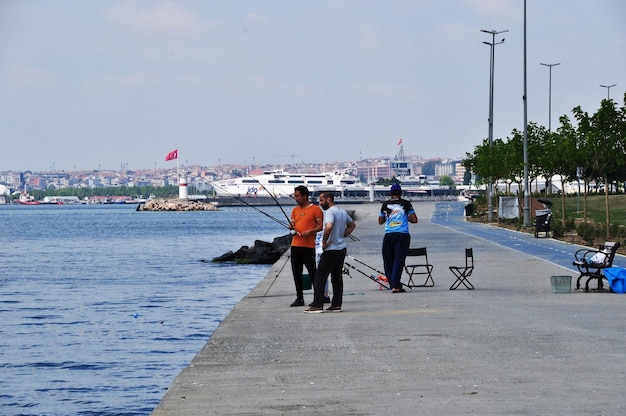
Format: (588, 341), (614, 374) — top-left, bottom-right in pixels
(152, 201), (626, 416)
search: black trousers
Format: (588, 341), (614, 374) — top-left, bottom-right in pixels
(312, 248), (347, 308)
(291, 246), (316, 300)
(382, 232), (410, 290)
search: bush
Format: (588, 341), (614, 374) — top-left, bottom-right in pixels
(499, 217), (523, 231)
(551, 218), (564, 238)
(576, 223), (599, 245)
(576, 223), (626, 245)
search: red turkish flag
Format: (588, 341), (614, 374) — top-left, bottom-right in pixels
(397, 138), (403, 146)
(165, 149), (178, 161)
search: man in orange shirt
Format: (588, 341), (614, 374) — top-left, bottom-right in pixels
(289, 186), (324, 307)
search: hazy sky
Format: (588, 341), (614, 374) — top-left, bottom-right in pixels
(1, 0), (624, 172)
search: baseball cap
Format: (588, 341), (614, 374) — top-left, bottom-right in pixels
(390, 184), (402, 193)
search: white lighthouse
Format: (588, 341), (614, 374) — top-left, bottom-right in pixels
(179, 176), (188, 199)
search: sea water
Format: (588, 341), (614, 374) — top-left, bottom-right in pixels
(0, 204), (287, 415)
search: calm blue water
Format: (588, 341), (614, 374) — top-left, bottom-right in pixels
(0, 204), (287, 415)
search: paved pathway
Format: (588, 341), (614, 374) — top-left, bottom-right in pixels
(152, 201), (626, 416)
(433, 201), (626, 287)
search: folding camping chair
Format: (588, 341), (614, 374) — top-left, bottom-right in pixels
(403, 247), (434, 287)
(449, 248), (475, 290)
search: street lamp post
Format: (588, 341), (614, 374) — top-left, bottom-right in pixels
(600, 83), (617, 100)
(481, 29), (508, 222)
(540, 62), (560, 132)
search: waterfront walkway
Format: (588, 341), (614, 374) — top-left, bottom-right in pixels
(152, 201), (626, 416)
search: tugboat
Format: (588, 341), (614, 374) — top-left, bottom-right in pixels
(16, 192), (41, 205)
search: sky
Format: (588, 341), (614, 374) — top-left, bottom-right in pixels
(1, 0), (625, 172)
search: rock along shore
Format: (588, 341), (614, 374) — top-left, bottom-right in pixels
(136, 198), (220, 212)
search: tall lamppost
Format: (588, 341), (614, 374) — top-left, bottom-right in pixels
(481, 29), (508, 222)
(540, 62), (560, 132)
(600, 83), (616, 100)
(522, 0), (530, 227)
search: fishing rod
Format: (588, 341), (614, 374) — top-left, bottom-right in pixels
(343, 261), (390, 290)
(246, 174), (359, 241)
(347, 255), (411, 289)
(210, 182), (292, 230)
(247, 175), (293, 227)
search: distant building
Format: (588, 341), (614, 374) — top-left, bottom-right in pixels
(0, 184), (9, 204)
(435, 161), (454, 177)
(356, 164), (391, 182)
(433, 160), (465, 183)
(454, 162), (467, 183)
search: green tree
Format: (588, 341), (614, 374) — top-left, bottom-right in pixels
(553, 114), (583, 228)
(530, 122), (555, 196)
(463, 170), (472, 186)
(572, 97), (626, 238)
(455, 94), (626, 236)
(376, 177), (399, 186)
(502, 130), (524, 197)
(463, 139), (491, 188)
(439, 175), (455, 187)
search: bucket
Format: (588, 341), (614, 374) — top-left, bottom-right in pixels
(550, 276), (571, 293)
(303, 274), (312, 290)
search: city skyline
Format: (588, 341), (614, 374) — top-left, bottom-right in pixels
(1, 1), (624, 172)
(0, 148), (458, 175)
(0, 152), (467, 198)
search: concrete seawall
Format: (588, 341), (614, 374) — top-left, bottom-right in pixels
(152, 201), (626, 416)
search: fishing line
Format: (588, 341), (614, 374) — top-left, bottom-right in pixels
(246, 174), (359, 241)
(210, 182), (291, 229)
(347, 255), (385, 274)
(247, 175), (293, 227)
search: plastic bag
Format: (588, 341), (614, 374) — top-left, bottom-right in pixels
(589, 250), (608, 265)
(604, 267), (626, 294)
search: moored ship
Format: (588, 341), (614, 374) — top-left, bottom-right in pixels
(210, 169), (363, 197)
(16, 192), (41, 205)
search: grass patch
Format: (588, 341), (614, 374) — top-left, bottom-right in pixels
(552, 194), (626, 226)
(468, 194), (626, 251)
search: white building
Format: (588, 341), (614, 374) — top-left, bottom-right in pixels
(0, 184), (9, 204)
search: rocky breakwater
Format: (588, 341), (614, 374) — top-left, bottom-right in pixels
(136, 198), (220, 212)
(211, 234), (293, 264)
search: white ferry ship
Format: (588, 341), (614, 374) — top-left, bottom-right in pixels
(210, 169), (362, 197)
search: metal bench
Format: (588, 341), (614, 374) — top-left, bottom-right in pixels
(573, 241), (621, 292)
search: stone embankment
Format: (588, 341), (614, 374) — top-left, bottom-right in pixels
(211, 234), (293, 264)
(136, 199), (220, 212)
